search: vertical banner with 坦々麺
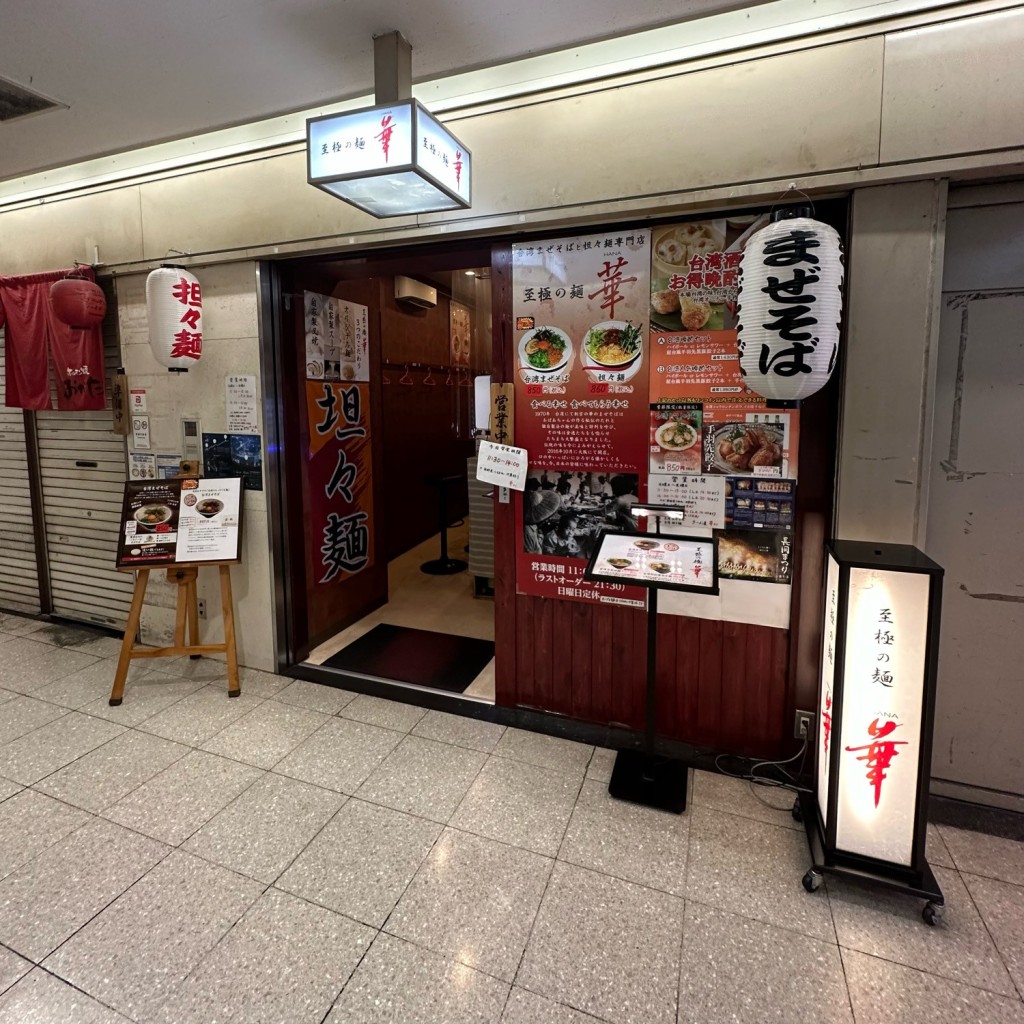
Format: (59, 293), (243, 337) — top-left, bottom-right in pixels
(512, 228), (650, 607)
(305, 381), (374, 586)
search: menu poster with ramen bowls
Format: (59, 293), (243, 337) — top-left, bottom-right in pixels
(512, 229), (651, 476)
(117, 482), (182, 567)
(584, 531), (718, 594)
(176, 478), (243, 563)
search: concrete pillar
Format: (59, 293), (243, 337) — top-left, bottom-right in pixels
(835, 180), (947, 546)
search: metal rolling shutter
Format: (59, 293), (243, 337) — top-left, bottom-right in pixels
(0, 339), (42, 614)
(34, 295), (133, 629)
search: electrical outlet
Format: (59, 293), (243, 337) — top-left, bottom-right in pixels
(197, 598), (207, 619)
(794, 710), (815, 739)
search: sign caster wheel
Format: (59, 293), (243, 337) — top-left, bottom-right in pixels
(791, 798), (803, 823)
(802, 869), (823, 893)
(922, 901), (944, 926)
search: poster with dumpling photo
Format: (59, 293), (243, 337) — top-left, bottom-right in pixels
(649, 214), (768, 335)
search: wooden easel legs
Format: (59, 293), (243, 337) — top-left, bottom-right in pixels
(110, 569), (150, 706)
(109, 564), (242, 705)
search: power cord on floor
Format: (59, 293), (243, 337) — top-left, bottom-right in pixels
(710, 735), (813, 811)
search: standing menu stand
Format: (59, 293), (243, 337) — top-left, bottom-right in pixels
(110, 478), (244, 705)
(583, 528), (718, 813)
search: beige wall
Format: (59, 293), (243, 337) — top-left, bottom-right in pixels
(836, 180), (947, 545)
(115, 263), (275, 671)
(2, 6), (1023, 276)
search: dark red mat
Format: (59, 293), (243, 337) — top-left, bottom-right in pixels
(321, 624), (494, 694)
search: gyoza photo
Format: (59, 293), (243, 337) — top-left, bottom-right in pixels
(522, 469), (640, 558)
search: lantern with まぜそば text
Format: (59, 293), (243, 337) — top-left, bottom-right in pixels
(736, 208), (843, 402)
(797, 540), (946, 925)
(146, 266), (203, 372)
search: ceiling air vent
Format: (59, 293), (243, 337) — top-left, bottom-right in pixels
(0, 76), (62, 123)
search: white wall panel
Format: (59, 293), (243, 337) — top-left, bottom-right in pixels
(880, 8), (1024, 164)
(444, 38), (882, 218)
(138, 152), (417, 262)
(0, 187), (144, 275)
(134, 38), (883, 261)
(836, 180), (947, 546)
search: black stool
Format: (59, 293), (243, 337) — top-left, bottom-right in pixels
(421, 473), (469, 575)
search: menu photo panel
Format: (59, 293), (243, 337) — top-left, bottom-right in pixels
(116, 478), (243, 568)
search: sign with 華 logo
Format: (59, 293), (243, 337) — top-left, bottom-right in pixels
(307, 100), (471, 218)
(813, 541), (944, 880)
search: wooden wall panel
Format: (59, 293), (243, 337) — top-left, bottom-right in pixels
(380, 368), (475, 559)
(651, 616), (790, 757)
(380, 281), (451, 366)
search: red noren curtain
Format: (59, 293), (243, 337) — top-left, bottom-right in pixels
(0, 268), (106, 411)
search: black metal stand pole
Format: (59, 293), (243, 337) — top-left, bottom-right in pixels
(607, 586), (689, 814)
(421, 475), (468, 576)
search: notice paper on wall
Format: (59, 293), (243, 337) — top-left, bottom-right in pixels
(131, 414), (151, 451)
(128, 452), (156, 480)
(156, 454), (183, 479)
(225, 375), (259, 434)
(476, 441), (528, 491)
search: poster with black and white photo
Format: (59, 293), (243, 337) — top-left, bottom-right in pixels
(517, 468), (646, 607)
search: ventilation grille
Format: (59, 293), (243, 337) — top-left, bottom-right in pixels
(0, 76), (60, 123)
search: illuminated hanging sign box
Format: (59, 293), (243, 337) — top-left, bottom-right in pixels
(307, 100), (471, 218)
(801, 540), (946, 925)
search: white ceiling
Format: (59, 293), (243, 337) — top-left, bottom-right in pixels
(0, 0), (769, 183)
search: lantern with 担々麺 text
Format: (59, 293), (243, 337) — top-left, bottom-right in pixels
(146, 266), (204, 372)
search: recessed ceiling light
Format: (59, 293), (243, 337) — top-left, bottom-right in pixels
(464, 270), (476, 276)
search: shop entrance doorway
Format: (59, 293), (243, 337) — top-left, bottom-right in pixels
(270, 242), (497, 703)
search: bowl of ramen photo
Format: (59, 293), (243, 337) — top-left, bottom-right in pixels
(195, 498), (224, 519)
(518, 326), (571, 373)
(633, 540), (658, 550)
(649, 561), (673, 574)
(583, 321), (643, 368)
(655, 418), (698, 453)
(606, 557), (632, 569)
(134, 504), (172, 528)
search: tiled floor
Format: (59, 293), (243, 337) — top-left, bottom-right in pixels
(307, 523), (497, 701)
(0, 612), (1023, 1023)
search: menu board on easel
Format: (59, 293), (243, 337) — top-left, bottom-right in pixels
(116, 478), (243, 568)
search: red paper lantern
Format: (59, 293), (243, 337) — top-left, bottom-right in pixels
(50, 277), (107, 328)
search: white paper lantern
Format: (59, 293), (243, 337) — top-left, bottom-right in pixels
(146, 266), (204, 371)
(736, 214), (844, 401)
